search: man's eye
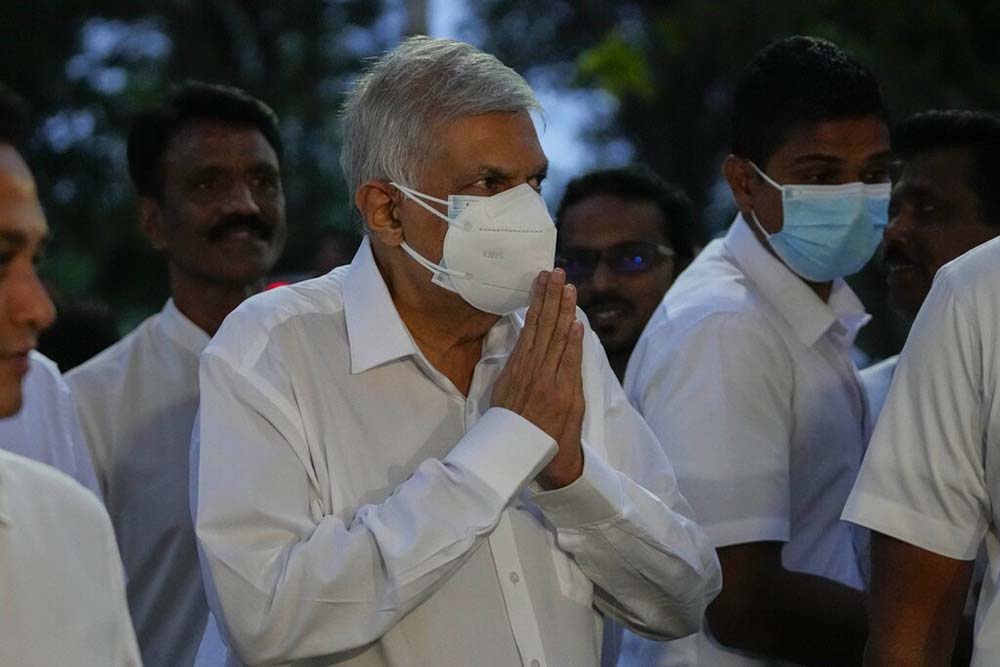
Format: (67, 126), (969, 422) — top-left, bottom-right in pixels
(863, 169), (891, 184)
(475, 177), (501, 193)
(251, 173), (280, 192)
(797, 171), (838, 185)
(192, 175), (221, 191)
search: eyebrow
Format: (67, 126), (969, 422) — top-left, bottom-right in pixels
(790, 150), (893, 166)
(0, 230), (51, 246)
(790, 154), (844, 165)
(464, 162), (549, 182)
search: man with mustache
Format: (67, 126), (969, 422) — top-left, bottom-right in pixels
(555, 166), (700, 381)
(0, 82), (141, 665)
(860, 110), (1000, 418)
(842, 110), (1000, 665)
(68, 81), (287, 667)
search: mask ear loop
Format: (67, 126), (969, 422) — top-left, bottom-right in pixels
(743, 161), (781, 242)
(389, 182), (451, 224)
(389, 182), (471, 279)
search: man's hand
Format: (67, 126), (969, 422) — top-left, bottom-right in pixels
(492, 269), (585, 489)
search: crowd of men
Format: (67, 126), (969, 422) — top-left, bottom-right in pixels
(2, 31), (1000, 667)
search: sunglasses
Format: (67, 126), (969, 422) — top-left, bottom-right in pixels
(555, 241), (675, 281)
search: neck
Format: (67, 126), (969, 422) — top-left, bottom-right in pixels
(375, 246), (498, 395)
(169, 269), (258, 336)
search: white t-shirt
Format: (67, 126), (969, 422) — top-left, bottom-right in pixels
(843, 237), (1000, 666)
(68, 298), (210, 667)
(0, 351), (99, 495)
(192, 237), (722, 667)
(0, 448), (141, 665)
(621, 215), (871, 666)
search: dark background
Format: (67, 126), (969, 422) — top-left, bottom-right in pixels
(5, 0), (999, 358)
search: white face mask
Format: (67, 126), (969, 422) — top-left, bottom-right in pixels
(390, 181), (557, 315)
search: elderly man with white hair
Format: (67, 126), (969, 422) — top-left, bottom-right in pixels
(193, 36), (721, 667)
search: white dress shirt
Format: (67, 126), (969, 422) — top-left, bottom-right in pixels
(193, 237), (721, 667)
(0, 351), (99, 495)
(68, 298), (210, 667)
(0, 448), (141, 666)
(843, 237), (1000, 666)
(621, 215), (871, 666)
(859, 355), (897, 422)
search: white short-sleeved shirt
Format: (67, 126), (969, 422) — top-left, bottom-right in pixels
(621, 215), (871, 666)
(193, 237), (722, 667)
(68, 298), (210, 667)
(0, 448), (141, 665)
(859, 355), (898, 422)
(843, 237), (1000, 666)
(0, 351), (100, 495)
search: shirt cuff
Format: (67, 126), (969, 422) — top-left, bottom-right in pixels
(527, 442), (625, 528)
(843, 490), (983, 561)
(445, 407), (557, 504)
(702, 517), (789, 549)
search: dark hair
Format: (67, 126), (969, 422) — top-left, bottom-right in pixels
(732, 36), (888, 167)
(894, 110), (1000, 227)
(0, 82), (30, 147)
(127, 80), (282, 199)
(556, 165), (702, 262)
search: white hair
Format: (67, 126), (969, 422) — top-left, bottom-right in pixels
(339, 36), (542, 205)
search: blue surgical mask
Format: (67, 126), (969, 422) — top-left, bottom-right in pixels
(748, 162), (890, 282)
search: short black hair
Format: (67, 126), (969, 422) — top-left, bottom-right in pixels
(127, 80), (282, 199)
(556, 165), (702, 262)
(895, 110), (1000, 227)
(732, 36), (888, 167)
(0, 82), (30, 147)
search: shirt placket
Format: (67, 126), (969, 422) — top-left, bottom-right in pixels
(466, 354), (549, 667)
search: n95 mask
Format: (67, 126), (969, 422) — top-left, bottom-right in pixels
(391, 182), (557, 315)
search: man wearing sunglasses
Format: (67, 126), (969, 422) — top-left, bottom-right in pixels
(556, 166), (700, 381)
(623, 36), (891, 665)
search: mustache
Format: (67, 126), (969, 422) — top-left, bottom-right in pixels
(583, 296), (634, 314)
(207, 214), (274, 242)
(879, 242), (915, 271)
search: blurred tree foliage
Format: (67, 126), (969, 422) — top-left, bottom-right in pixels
(0, 1), (388, 326)
(471, 0), (1000, 357)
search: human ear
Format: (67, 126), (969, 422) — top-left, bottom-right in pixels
(355, 181), (402, 247)
(723, 155), (755, 216)
(138, 198), (166, 250)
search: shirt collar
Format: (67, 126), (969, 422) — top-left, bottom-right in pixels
(160, 298), (212, 356)
(344, 237), (421, 374)
(725, 214), (870, 347)
(344, 238), (525, 374)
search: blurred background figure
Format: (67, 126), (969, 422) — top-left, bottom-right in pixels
(67, 81), (287, 667)
(862, 109), (1000, 417)
(556, 165), (702, 380)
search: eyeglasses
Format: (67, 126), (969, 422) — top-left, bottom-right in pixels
(555, 241), (675, 281)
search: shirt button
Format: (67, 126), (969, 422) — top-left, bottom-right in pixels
(509, 571), (520, 584)
(530, 660), (540, 667)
